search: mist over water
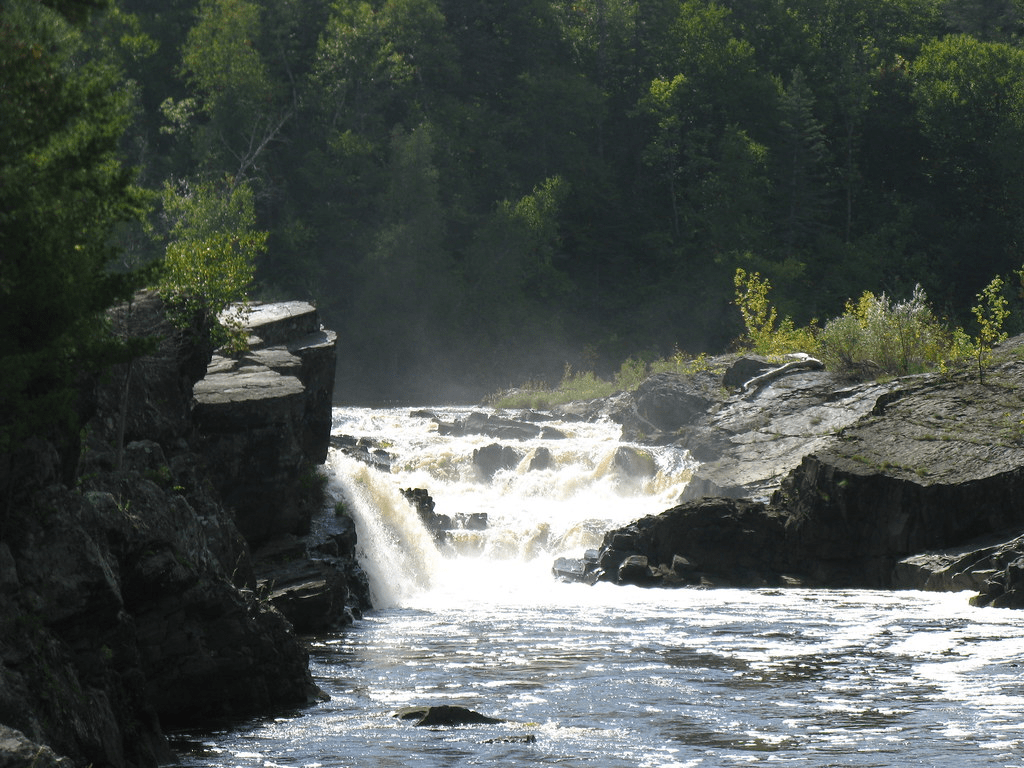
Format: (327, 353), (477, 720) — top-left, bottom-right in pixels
(176, 407), (1024, 768)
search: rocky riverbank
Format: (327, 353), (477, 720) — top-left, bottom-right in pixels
(0, 293), (368, 768)
(555, 342), (1024, 608)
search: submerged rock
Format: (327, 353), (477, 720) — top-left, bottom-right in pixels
(394, 705), (504, 726)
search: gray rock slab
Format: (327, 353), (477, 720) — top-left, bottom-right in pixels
(243, 301), (320, 347)
(679, 372), (897, 501)
(193, 368), (304, 404)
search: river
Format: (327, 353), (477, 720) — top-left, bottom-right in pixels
(175, 406), (1024, 768)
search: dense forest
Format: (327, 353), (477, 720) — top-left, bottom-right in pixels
(5, 0), (1024, 409)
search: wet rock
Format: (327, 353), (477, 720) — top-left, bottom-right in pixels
(252, 533), (369, 633)
(401, 488), (488, 545)
(959, 535), (1024, 607)
(528, 447), (553, 471)
(484, 734), (537, 744)
(331, 435), (392, 472)
(0, 726), (74, 768)
(590, 497), (787, 587)
(456, 512), (489, 531)
(437, 412), (542, 441)
(473, 444), (523, 481)
(611, 446), (657, 479)
(617, 555), (654, 585)
(394, 705), (504, 726)
(440, 410), (567, 440)
(552, 557), (586, 582)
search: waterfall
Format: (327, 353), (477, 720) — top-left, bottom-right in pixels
(326, 406), (695, 609)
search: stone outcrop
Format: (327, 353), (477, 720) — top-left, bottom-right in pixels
(193, 301), (337, 545)
(0, 293), (360, 768)
(562, 497), (793, 588)
(559, 344), (1024, 604)
(252, 529), (371, 634)
(773, 361), (1024, 588)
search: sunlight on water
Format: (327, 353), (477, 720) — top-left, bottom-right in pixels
(326, 406), (695, 610)
(175, 406), (1024, 768)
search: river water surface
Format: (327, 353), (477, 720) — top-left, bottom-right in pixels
(176, 407), (1024, 768)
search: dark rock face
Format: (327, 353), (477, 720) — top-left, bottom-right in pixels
(581, 498), (789, 588)
(0, 296), (351, 768)
(254, 531), (371, 634)
(193, 301), (336, 546)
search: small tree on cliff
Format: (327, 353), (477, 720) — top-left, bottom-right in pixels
(733, 268), (817, 357)
(155, 177), (264, 350)
(972, 275), (1009, 384)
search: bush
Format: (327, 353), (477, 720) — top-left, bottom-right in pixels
(733, 269), (818, 357)
(817, 286), (968, 376)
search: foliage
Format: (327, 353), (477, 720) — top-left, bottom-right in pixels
(0, 0), (147, 450)
(817, 286), (970, 377)
(971, 275), (1010, 383)
(155, 178), (263, 349)
(14, 0), (1024, 405)
(733, 269), (818, 357)
(492, 350), (722, 409)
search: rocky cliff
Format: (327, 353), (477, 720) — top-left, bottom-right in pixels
(558, 343), (1024, 607)
(0, 293), (366, 768)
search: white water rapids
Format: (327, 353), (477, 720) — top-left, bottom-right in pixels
(176, 406), (1024, 768)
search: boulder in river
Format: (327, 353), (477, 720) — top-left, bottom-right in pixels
(473, 443), (523, 481)
(394, 705), (504, 726)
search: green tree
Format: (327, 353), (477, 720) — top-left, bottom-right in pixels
(179, 0), (289, 180)
(156, 177), (263, 346)
(972, 275), (1009, 383)
(0, 0), (147, 450)
(351, 124), (452, 386)
(775, 67), (832, 256)
(912, 35), (1024, 303)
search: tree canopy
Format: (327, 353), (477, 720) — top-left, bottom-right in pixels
(6, 0), (1024, 407)
(0, 0), (146, 449)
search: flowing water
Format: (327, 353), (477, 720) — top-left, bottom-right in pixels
(176, 407), (1024, 768)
